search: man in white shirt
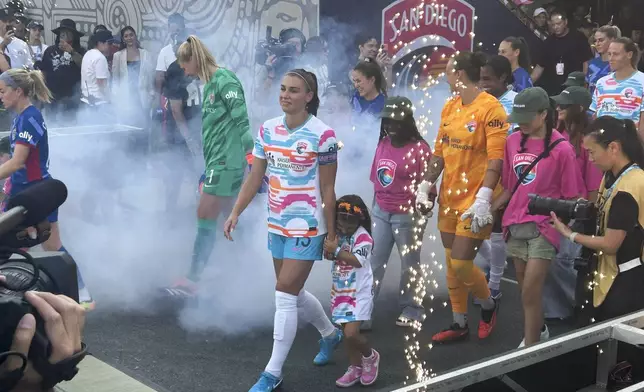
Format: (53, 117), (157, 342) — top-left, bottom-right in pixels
(156, 13), (185, 94)
(26, 20), (48, 63)
(81, 30), (113, 107)
(0, 8), (32, 69)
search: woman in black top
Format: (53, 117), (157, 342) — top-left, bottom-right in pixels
(39, 19), (85, 123)
(552, 116), (644, 321)
(552, 115), (644, 389)
(159, 57), (202, 213)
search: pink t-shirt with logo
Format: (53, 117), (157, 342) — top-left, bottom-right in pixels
(560, 130), (603, 196)
(502, 130), (584, 250)
(370, 137), (432, 214)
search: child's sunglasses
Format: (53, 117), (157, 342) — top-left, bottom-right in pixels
(338, 202), (363, 216)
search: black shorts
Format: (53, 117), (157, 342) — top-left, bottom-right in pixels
(595, 266), (644, 322)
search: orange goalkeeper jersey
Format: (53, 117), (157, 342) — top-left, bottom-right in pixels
(433, 92), (509, 216)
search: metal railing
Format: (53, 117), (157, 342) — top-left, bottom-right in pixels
(390, 310), (644, 392)
(497, 0), (549, 41)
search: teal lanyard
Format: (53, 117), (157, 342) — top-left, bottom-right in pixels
(598, 164), (640, 229)
(604, 164), (639, 201)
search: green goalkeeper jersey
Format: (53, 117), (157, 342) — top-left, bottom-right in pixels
(201, 68), (253, 171)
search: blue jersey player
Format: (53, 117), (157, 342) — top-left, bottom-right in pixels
(0, 69), (95, 310)
(10, 106), (51, 192)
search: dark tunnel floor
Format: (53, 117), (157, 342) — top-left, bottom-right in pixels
(81, 276), (576, 392)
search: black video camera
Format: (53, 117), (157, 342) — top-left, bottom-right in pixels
(0, 179), (85, 391)
(527, 193), (598, 271)
(254, 26), (298, 71)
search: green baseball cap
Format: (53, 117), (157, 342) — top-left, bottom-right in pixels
(562, 71), (586, 87)
(551, 86), (592, 109)
(380, 96), (414, 121)
(507, 87), (552, 124)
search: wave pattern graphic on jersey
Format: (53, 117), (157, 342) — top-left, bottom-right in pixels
(253, 115), (338, 238)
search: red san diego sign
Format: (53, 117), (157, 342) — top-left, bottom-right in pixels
(382, 0), (476, 56)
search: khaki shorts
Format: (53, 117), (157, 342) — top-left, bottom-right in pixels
(506, 234), (557, 261)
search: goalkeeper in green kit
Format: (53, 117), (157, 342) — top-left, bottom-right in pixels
(163, 35), (254, 298)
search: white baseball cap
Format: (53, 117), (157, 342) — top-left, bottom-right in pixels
(533, 7), (547, 17)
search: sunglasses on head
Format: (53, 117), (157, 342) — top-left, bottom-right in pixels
(338, 202), (363, 216)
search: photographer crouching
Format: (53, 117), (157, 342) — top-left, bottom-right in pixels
(551, 116), (644, 385)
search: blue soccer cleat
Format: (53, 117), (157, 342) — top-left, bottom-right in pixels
(249, 371), (283, 392)
(313, 327), (343, 366)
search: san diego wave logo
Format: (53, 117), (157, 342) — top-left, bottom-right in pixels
(296, 141), (308, 154)
(513, 153), (538, 185)
(466, 120), (477, 133)
(376, 159), (397, 188)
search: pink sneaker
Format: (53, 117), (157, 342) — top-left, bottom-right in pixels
(336, 365), (362, 388)
(360, 349), (380, 386)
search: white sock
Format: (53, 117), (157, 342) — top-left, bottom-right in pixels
(477, 240), (492, 270)
(297, 290), (336, 338)
(265, 291), (298, 379)
(488, 233), (507, 291)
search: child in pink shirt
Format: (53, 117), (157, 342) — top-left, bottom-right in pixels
(368, 96), (435, 328)
(493, 88), (584, 348)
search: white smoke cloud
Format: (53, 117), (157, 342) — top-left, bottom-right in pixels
(44, 16), (454, 336)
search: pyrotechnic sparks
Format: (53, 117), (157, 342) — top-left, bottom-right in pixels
(384, 1), (477, 387)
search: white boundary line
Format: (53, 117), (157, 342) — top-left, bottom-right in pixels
(501, 277), (518, 285)
(0, 124), (144, 138)
(49, 128), (145, 137)
(49, 124), (132, 131)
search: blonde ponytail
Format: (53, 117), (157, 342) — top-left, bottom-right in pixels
(0, 69), (52, 103)
(177, 35), (218, 82)
(28, 70), (52, 103)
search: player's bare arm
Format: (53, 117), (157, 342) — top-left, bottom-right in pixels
(482, 160), (503, 190)
(424, 155), (445, 185)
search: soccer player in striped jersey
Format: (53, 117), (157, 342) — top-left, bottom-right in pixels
(590, 37), (644, 138)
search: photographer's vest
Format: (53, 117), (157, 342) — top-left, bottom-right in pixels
(594, 165), (644, 307)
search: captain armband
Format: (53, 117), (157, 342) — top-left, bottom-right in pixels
(318, 144), (338, 166)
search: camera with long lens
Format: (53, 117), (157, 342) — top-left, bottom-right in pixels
(527, 192), (598, 269)
(527, 193), (599, 324)
(527, 194), (596, 222)
(254, 26), (298, 73)
(0, 179), (86, 391)
(527, 193), (598, 269)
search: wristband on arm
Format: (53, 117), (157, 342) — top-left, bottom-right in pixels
(569, 232), (578, 243)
